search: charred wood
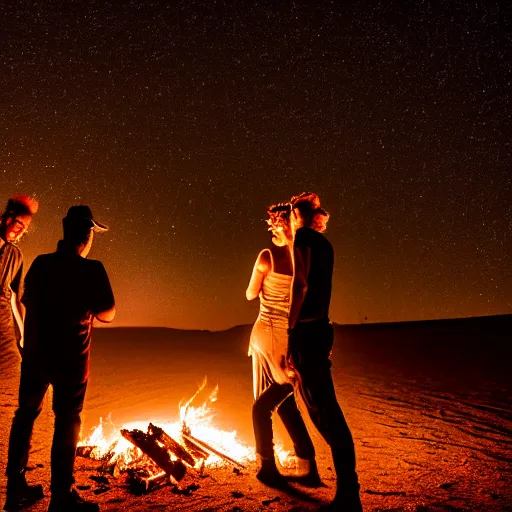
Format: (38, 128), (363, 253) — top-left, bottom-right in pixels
(181, 432), (245, 469)
(126, 469), (168, 495)
(77, 446), (95, 458)
(181, 435), (209, 461)
(120, 428), (186, 482)
(148, 423), (196, 467)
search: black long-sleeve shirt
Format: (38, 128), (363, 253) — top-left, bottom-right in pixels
(294, 227), (334, 322)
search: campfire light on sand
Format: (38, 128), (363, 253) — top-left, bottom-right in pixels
(79, 377), (291, 483)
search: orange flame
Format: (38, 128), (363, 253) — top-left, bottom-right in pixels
(79, 377), (292, 476)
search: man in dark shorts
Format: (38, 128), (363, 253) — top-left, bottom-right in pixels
(288, 192), (363, 512)
(4, 205), (115, 512)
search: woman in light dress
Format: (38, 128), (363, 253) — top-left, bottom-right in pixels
(246, 202), (320, 488)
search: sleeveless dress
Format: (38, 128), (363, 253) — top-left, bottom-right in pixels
(249, 248), (292, 399)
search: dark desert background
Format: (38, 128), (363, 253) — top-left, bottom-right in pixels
(1, 1), (511, 511)
(1, 316), (511, 511)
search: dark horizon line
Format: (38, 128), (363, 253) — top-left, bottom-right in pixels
(96, 312), (512, 333)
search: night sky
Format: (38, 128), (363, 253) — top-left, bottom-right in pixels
(1, 2), (510, 330)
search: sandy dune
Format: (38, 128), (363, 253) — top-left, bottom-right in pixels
(1, 316), (511, 511)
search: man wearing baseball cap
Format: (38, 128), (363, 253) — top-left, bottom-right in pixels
(4, 205), (115, 512)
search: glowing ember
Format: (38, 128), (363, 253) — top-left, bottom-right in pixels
(79, 377), (292, 477)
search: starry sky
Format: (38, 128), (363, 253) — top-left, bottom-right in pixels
(1, 1), (510, 330)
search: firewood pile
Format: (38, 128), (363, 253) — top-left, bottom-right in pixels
(77, 422), (245, 495)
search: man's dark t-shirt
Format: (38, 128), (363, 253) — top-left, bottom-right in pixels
(22, 248), (114, 363)
(294, 227), (334, 321)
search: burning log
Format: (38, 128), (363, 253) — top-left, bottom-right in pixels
(120, 428), (186, 482)
(181, 434), (210, 461)
(148, 423), (197, 468)
(77, 446), (96, 458)
(126, 469), (168, 495)
(100, 440), (119, 461)
(182, 432), (245, 470)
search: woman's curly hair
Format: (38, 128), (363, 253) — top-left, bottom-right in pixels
(290, 192), (329, 232)
(1, 194), (39, 225)
(266, 202), (292, 231)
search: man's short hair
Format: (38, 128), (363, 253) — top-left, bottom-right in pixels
(1, 195), (39, 224)
(290, 192), (329, 232)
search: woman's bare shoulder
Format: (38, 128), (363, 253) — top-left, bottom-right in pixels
(256, 248), (272, 273)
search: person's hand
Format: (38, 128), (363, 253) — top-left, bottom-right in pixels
(284, 356), (297, 380)
(16, 338), (24, 357)
(286, 350), (296, 371)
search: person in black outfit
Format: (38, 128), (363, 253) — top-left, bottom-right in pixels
(4, 205), (115, 512)
(288, 192), (363, 512)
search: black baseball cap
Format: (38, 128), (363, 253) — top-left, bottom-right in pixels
(63, 205), (109, 232)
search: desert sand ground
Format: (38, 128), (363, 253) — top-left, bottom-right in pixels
(1, 317), (511, 512)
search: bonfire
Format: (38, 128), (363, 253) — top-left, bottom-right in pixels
(78, 377), (289, 494)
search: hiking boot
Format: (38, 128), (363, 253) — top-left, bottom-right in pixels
(4, 472), (44, 511)
(317, 488), (363, 511)
(318, 498), (363, 511)
(255, 455), (288, 489)
(47, 488), (99, 512)
(325, 454), (363, 511)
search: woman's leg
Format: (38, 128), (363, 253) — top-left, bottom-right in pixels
(252, 383), (293, 459)
(276, 394), (315, 460)
(252, 382), (294, 488)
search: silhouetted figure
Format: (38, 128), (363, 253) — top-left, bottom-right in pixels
(247, 203), (320, 489)
(4, 206), (115, 512)
(288, 192), (363, 512)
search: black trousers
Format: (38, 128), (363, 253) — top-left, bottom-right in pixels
(289, 321), (359, 492)
(252, 382), (315, 461)
(6, 356), (88, 495)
